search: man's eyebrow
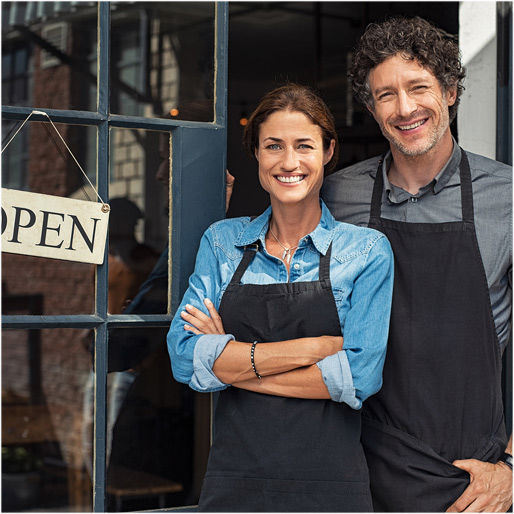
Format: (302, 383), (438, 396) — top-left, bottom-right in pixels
(373, 78), (432, 96)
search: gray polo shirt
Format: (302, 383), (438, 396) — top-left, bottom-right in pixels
(321, 140), (512, 351)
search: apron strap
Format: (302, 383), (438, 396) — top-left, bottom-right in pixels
(229, 244), (259, 286)
(459, 151), (474, 224)
(319, 242), (332, 282)
(370, 156), (387, 220)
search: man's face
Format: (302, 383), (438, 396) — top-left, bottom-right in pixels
(367, 54), (457, 157)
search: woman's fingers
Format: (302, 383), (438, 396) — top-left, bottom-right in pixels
(183, 323), (203, 336)
(181, 305), (215, 334)
(181, 301), (224, 335)
(203, 298), (225, 334)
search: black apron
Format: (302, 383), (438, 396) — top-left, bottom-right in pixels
(198, 243), (373, 512)
(363, 151), (508, 512)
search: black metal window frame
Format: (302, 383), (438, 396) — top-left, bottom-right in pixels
(1, 2), (229, 511)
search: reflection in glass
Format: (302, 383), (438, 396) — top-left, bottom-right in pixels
(104, 327), (209, 511)
(108, 128), (170, 315)
(2, 328), (93, 512)
(110, 2), (215, 121)
(1, 122), (97, 316)
(2, 2), (215, 120)
(1, 2), (98, 111)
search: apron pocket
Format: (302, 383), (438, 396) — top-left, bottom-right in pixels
(362, 416), (470, 512)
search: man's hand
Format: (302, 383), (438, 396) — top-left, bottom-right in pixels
(446, 459), (513, 512)
(226, 170), (235, 212)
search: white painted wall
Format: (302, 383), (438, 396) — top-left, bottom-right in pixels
(458, 1), (497, 159)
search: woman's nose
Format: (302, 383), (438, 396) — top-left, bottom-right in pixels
(281, 147), (299, 171)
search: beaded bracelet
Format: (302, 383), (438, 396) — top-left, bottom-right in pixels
(251, 341), (262, 379)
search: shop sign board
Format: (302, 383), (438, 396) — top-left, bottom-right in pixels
(1, 188), (109, 264)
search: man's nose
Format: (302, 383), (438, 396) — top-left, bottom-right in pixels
(396, 90), (417, 118)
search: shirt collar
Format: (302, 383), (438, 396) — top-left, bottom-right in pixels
(382, 137), (462, 203)
(235, 200), (335, 255)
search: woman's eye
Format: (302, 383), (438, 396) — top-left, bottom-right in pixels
(298, 144), (313, 150)
(266, 143), (281, 150)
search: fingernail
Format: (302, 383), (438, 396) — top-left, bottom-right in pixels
(185, 304), (192, 309)
(204, 298), (212, 305)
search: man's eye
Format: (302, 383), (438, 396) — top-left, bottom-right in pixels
(377, 92), (392, 100)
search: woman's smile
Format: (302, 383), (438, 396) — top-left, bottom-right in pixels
(275, 174), (306, 184)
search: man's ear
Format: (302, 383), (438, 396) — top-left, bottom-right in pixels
(367, 104), (377, 120)
(446, 88), (457, 107)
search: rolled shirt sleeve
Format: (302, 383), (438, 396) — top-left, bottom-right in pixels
(316, 352), (358, 408)
(191, 334), (234, 392)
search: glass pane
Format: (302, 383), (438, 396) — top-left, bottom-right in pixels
(1, 121), (97, 315)
(110, 2), (215, 121)
(1, 2), (98, 111)
(108, 128), (170, 315)
(2, 328), (93, 512)
(105, 327), (209, 511)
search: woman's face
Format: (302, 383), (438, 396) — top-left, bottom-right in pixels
(255, 110), (334, 208)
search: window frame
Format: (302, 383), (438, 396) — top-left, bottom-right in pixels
(1, 2), (229, 511)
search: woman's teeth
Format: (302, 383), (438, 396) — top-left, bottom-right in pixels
(276, 175), (304, 183)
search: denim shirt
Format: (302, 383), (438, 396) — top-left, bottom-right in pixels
(167, 201), (394, 409)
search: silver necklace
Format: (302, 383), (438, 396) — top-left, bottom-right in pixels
(269, 226), (299, 264)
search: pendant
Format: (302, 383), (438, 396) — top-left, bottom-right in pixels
(283, 249), (291, 264)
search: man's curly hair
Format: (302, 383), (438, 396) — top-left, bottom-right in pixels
(349, 16), (466, 123)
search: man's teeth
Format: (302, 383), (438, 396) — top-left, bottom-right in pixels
(277, 175), (304, 183)
(398, 120), (426, 131)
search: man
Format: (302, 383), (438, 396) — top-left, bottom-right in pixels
(321, 16), (512, 512)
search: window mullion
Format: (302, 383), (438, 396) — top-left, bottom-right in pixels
(93, 2), (110, 513)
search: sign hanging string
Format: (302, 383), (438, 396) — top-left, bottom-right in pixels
(2, 110), (109, 213)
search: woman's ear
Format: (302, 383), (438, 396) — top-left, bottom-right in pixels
(323, 139), (335, 166)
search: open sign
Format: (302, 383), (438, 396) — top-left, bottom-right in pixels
(2, 188), (109, 264)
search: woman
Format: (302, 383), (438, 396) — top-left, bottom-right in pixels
(167, 84), (394, 512)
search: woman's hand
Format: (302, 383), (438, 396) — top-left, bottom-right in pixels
(181, 299), (226, 335)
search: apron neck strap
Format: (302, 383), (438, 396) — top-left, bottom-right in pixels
(459, 151), (474, 224)
(230, 244), (259, 286)
(319, 242), (332, 282)
(370, 155), (387, 220)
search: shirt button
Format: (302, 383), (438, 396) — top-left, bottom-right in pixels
(410, 197), (418, 203)
(293, 263), (300, 270)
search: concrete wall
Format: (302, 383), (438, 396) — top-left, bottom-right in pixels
(458, 1), (498, 159)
